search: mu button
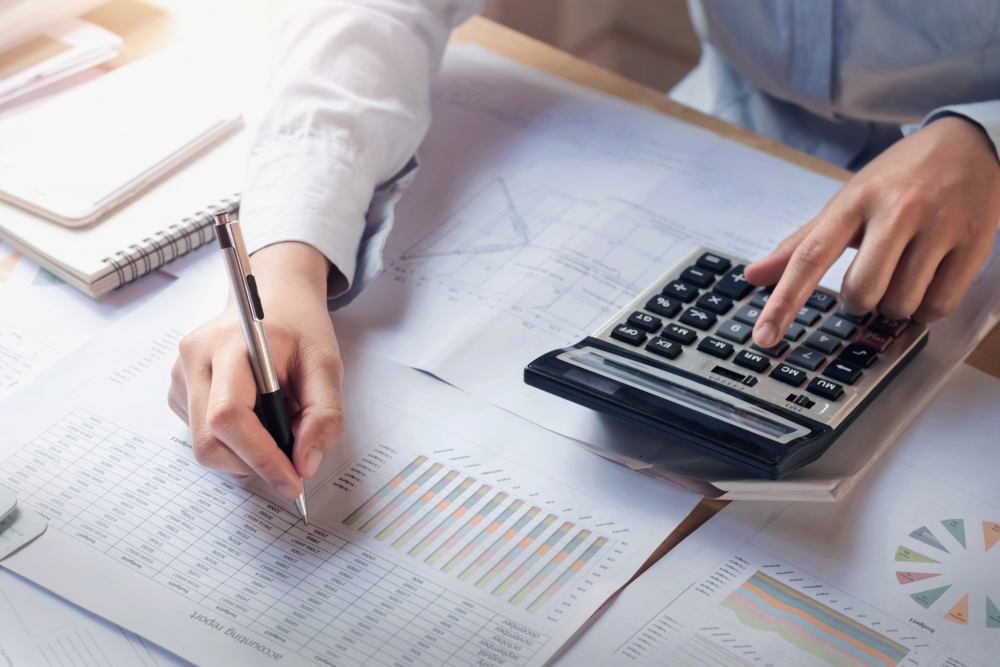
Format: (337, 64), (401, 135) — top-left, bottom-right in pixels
(807, 377), (844, 401)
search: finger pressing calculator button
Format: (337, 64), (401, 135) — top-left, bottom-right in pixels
(696, 252), (731, 274)
(807, 377), (844, 401)
(786, 346), (826, 371)
(698, 336), (734, 359)
(680, 266), (716, 288)
(834, 307), (872, 326)
(748, 291), (770, 309)
(794, 306), (821, 326)
(662, 323), (698, 345)
(856, 328), (893, 352)
(712, 265), (754, 300)
(696, 292), (733, 314)
(645, 295), (681, 318)
(838, 343), (879, 368)
(662, 280), (699, 303)
(770, 364), (807, 387)
(627, 311), (662, 332)
(733, 305), (762, 326)
(679, 307), (717, 330)
(751, 340), (789, 357)
(646, 337), (682, 359)
(806, 289), (837, 312)
(869, 315), (909, 337)
(804, 330), (842, 355)
(819, 316), (858, 339)
(783, 322), (806, 341)
(823, 359), (863, 385)
(611, 324), (646, 346)
(716, 319), (752, 344)
(733, 350), (770, 373)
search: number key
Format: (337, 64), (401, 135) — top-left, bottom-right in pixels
(794, 306), (821, 326)
(819, 316), (858, 339)
(806, 289), (837, 312)
(804, 330), (841, 355)
(733, 305), (762, 326)
(786, 346), (826, 371)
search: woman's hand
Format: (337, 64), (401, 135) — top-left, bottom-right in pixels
(168, 242), (344, 500)
(747, 115), (1000, 348)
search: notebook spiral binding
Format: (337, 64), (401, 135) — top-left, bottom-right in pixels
(102, 194), (240, 288)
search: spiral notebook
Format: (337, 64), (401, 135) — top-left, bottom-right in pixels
(0, 130), (244, 297)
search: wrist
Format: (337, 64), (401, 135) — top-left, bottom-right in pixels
(248, 242), (331, 309)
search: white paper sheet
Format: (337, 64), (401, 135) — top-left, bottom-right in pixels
(558, 363), (1000, 666)
(0, 259), (700, 667)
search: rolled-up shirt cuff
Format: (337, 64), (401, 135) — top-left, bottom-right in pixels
(902, 101), (1000, 160)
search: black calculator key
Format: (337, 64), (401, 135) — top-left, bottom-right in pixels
(823, 360), (863, 385)
(712, 265), (754, 300)
(645, 295), (681, 318)
(696, 252), (731, 274)
(611, 324), (646, 346)
(770, 364), (807, 387)
(662, 280), (699, 303)
(807, 377), (844, 401)
(646, 336), (682, 359)
(794, 306), (821, 326)
(698, 337), (734, 359)
(627, 311), (662, 332)
(806, 289), (837, 312)
(696, 292), (733, 314)
(679, 307), (717, 331)
(751, 340), (789, 357)
(734, 350), (771, 373)
(804, 330), (842, 355)
(748, 291), (770, 309)
(819, 316), (857, 339)
(680, 266), (716, 288)
(716, 319), (752, 344)
(834, 307), (872, 326)
(786, 346), (826, 371)
(733, 305), (763, 326)
(838, 343), (878, 368)
(662, 323), (698, 345)
(783, 323), (806, 341)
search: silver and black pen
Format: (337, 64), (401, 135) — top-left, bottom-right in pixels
(214, 212), (309, 524)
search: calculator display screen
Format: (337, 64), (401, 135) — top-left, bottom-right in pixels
(560, 348), (809, 444)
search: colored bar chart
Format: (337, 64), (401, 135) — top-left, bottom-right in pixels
(343, 456), (427, 526)
(409, 483), (492, 556)
(359, 462), (444, 533)
(476, 513), (555, 589)
(462, 507), (542, 581)
(493, 521), (574, 598)
(391, 476), (475, 549)
(442, 499), (525, 573)
(425, 491), (509, 565)
(375, 469), (460, 541)
(527, 537), (607, 612)
(510, 529), (590, 605)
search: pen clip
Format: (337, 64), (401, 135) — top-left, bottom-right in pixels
(215, 215), (264, 321)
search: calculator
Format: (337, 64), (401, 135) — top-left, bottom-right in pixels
(524, 247), (928, 479)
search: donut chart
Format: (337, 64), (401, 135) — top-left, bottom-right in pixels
(895, 519), (1000, 629)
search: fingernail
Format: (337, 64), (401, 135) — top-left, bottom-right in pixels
(756, 322), (777, 347)
(305, 448), (323, 478)
(277, 480), (300, 500)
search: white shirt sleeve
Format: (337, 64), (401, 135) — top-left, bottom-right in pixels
(239, 0), (482, 297)
(903, 101), (1000, 162)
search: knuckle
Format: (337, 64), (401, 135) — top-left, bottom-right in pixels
(878, 296), (918, 321)
(790, 236), (829, 272)
(205, 400), (241, 437)
(318, 407), (347, 443)
(191, 434), (221, 468)
(841, 277), (880, 312)
(922, 295), (960, 321)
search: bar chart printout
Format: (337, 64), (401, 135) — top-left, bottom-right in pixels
(341, 455), (613, 616)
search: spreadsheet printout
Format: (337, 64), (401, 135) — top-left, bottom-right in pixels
(0, 265), (699, 667)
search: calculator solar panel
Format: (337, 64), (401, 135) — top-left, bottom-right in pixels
(524, 247), (928, 479)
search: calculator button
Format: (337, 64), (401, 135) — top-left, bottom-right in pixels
(716, 319), (752, 344)
(806, 290), (837, 312)
(646, 337), (682, 359)
(611, 324), (646, 346)
(819, 316), (858, 339)
(751, 340), (790, 357)
(698, 337), (734, 359)
(680, 266), (716, 288)
(807, 377), (844, 401)
(770, 364), (807, 387)
(834, 307), (872, 326)
(838, 343), (879, 368)
(733, 350), (770, 373)
(733, 305), (763, 326)
(662, 280), (699, 303)
(662, 323), (698, 345)
(856, 328), (893, 352)
(627, 311), (662, 333)
(696, 292), (733, 314)
(696, 252), (731, 274)
(645, 295), (681, 318)
(783, 323), (806, 341)
(804, 330), (842, 355)
(869, 315), (909, 337)
(786, 346), (826, 371)
(679, 307), (717, 331)
(748, 291), (770, 309)
(712, 265), (754, 300)
(794, 306), (821, 326)
(791, 394), (816, 409)
(823, 360), (863, 385)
